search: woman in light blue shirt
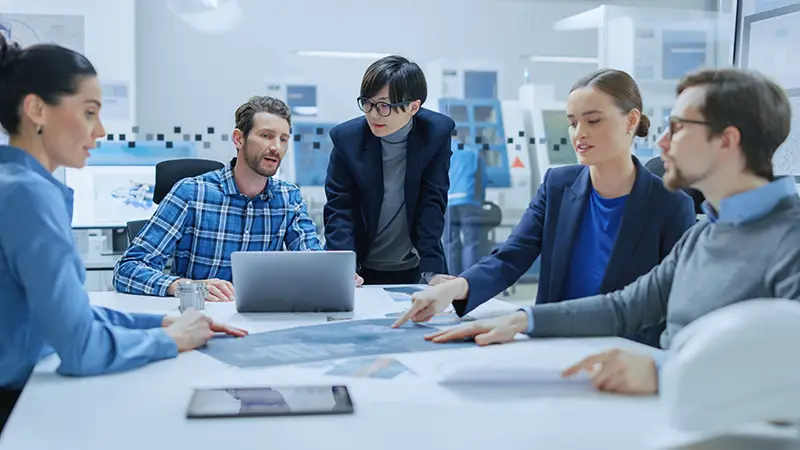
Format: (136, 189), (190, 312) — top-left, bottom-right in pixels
(0, 36), (246, 432)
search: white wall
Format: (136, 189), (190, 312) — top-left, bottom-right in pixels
(134, 0), (606, 162)
(1, 0), (136, 290)
(0, 0), (137, 137)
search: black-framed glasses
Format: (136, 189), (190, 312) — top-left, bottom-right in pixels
(667, 116), (710, 137)
(357, 97), (412, 117)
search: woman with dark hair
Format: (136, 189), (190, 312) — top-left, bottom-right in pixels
(0, 36), (246, 432)
(392, 69), (696, 348)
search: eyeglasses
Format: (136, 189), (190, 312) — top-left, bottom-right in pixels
(357, 97), (412, 117)
(667, 116), (711, 138)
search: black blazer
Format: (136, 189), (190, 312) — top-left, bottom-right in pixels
(323, 108), (456, 274)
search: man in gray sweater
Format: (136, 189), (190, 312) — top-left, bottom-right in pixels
(416, 68), (800, 395)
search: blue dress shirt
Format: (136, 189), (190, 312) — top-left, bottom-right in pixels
(0, 146), (178, 390)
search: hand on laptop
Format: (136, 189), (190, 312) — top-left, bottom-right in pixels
(354, 273), (364, 287)
(562, 349), (658, 395)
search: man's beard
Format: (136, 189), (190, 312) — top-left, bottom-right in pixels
(243, 143), (279, 178)
(663, 159), (712, 192)
(663, 166), (692, 191)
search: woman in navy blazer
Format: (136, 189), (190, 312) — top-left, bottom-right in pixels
(391, 69), (696, 348)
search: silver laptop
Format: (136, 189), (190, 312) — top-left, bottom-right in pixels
(231, 250), (355, 313)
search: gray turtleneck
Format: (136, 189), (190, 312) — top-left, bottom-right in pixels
(363, 119), (420, 271)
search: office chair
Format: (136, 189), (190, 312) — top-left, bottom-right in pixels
(125, 158), (224, 243)
(154, 158), (224, 204)
(126, 219), (148, 243)
(645, 156), (706, 214)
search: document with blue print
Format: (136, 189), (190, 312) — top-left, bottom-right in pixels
(198, 318), (474, 368)
(383, 285), (424, 302)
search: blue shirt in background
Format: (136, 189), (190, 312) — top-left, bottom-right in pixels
(561, 188), (629, 301)
(0, 145), (177, 390)
(447, 147), (487, 207)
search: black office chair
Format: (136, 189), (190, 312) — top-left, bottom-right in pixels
(125, 158), (224, 243)
(126, 219), (148, 243)
(645, 156), (706, 214)
(154, 158), (224, 204)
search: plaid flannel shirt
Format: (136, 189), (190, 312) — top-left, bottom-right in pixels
(113, 160), (322, 296)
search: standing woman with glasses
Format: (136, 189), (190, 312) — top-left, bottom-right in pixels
(0, 36), (245, 433)
(324, 55), (456, 285)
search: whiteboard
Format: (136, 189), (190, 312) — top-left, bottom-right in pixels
(736, 0), (800, 186)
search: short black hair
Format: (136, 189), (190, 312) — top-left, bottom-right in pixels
(677, 68), (791, 180)
(234, 96), (291, 138)
(360, 55), (427, 111)
(0, 34), (97, 135)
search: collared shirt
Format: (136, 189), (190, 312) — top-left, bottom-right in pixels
(701, 176), (798, 225)
(0, 145), (177, 390)
(113, 158), (323, 296)
(522, 176), (800, 336)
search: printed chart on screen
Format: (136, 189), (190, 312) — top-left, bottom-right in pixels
(66, 166), (157, 228)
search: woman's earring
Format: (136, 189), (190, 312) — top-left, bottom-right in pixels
(36, 125), (43, 135)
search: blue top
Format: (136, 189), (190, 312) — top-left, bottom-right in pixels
(448, 147), (487, 207)
(113, 158), (322, 296)
(562, 189), (628, 301)
(0, 145), (178, 390)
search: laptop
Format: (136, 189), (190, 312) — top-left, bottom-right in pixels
(231, 250), (356, 313)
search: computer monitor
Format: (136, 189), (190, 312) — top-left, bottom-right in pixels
(65, 165), (157, 229)
(541, 109), (577, 166)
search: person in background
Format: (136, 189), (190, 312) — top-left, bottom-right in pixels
(444, 146), (488, 275)
(394, 69), (696, 349)
(425, 68), (800, 396)
(324, 55), (456, 285)
(113, 96), (363, 301)
(0, 36), (246, 433)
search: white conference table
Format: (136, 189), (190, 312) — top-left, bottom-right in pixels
(0, 287), (678, 450)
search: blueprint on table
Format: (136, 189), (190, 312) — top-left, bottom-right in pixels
(383, 286), (423, 295)
(383, 286), (424, 302)
(198, 319), (474, 368)
(385, 311), (476, 326)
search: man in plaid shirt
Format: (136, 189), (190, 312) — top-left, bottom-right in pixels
(113, 96), (361, 301)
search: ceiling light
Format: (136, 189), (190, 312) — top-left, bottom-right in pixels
(295, 50), (391, 59)
(528, 56), (599, 64)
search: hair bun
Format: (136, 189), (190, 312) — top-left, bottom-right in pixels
(635, 114), (650, 138)
(0, 35), (22, 71)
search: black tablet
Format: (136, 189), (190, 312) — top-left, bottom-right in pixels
(186, 385), (354, 419)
